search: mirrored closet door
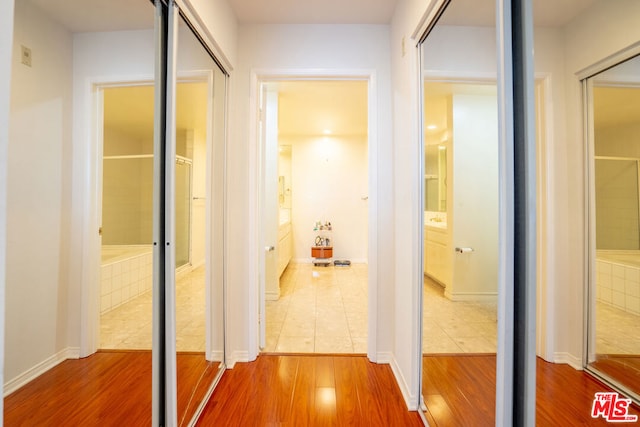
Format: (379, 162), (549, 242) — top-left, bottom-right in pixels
(419, 0), (499, 423)
(587, 53), (640, 402)
(4, 1), (227, 425)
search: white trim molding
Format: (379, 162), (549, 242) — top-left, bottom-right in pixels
(3, 347), (80, 397)
(389, 354), (419, 411)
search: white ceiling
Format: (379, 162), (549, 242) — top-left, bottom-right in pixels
(30, 0), (154, 33)
(439, 0), (598, 27)
(27, 0), (599, 31)
(229, 0), (398, 25)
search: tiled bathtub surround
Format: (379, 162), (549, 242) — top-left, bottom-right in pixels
(101, 245), (153, 314)
(596, 251), (640, 315)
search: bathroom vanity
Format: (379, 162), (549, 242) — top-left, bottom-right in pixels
(424, 219), (451, 287)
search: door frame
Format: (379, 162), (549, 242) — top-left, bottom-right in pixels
(80, 77), (155, 357)
(247, 68), (379, 362)
(80, 72), (218, 358)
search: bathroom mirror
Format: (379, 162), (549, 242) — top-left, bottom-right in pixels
(424, 144), (447, 213)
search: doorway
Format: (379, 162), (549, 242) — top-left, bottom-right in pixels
(98, 83), (204, 352)
(257, 79), (370, 354)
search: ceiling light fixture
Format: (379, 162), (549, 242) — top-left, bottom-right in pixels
(427, 124), (437, 130)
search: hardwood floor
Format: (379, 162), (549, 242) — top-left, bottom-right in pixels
(196, 354), (423, 426)
(423, 354), (640, 426)
(590, 355), (640, 395)
(7, 351), (640, 426)
(3, 350), (220, 426)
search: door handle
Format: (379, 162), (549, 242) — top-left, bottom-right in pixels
(265, 246), (275, 252)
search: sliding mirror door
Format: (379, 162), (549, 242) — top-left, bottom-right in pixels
(587, 53), (640, 402)
(171, 10), (227, 424)
(419, 0), (499, 423)
(5, 1), (228, 425)
(4, 0), (160, 423)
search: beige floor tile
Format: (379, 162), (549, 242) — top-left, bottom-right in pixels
(596, 301), (640, 354)
(100, 266), (206, 352)
(352, 336), (368, 353)
(453, 337), (496, 353)
(276, 335), (315, 352)
(315, 336), (354, 353)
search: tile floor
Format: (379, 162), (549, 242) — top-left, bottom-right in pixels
(422, 275), (498, 353)
(596, 301), (640, 354)
(264, 262), (368, 353)
(101, 263), (506, 355)
(266, 264), (499, 355)
(100, 266), (205, 352)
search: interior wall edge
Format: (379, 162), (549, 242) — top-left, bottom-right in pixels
(0, 0), (15, 412)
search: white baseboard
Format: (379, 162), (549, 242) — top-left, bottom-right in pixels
(388, 354), (419, 410)
(375, 351), (393, 364)
(553, 352), (583, 370)
(227, 350), (250, 369)
(443, 291), (498, 302)
(208, 351), (224, 363)
(4, 347), (80, 396)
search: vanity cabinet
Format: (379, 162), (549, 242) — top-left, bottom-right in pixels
(424, 225), (450, 287)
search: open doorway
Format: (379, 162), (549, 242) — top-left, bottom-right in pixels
(259, 80), (370, 354)
(98, 82), (207, 352)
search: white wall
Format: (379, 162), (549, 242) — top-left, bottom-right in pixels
(560, 0), (640, 366)
(187, 0), (237, 70)
(0, 0), (15, 409)
(282, 135), (368, 263)
(232, 24), (394, 367)
(6, 0), (74, 383)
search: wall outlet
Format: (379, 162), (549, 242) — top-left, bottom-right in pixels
(21, 45), (32, 67)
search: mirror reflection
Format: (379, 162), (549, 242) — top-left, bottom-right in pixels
(4, 2), (226, 425)
(589, 53), (640, 400)
(420, 1), (498, 423)
(174, 16), (227, 422)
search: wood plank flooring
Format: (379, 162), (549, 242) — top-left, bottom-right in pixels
(423, 354), (640, 426)
(590, 355), (640, 395)
(7, 351), (640, 426)
(3, 350), (219, 426)
(196, 354), (424, 426)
